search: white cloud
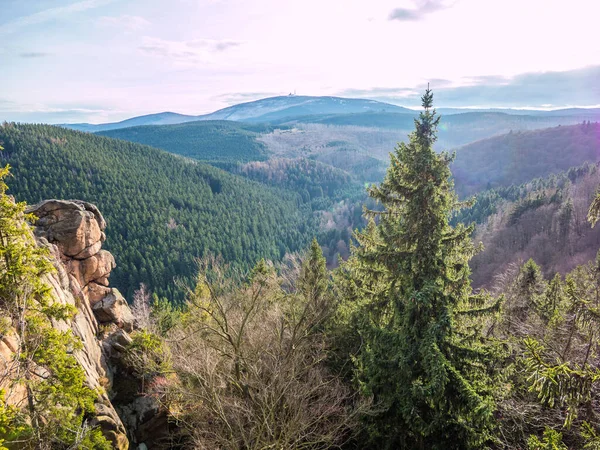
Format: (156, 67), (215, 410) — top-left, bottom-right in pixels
(98, 15), (150, 31)
(389, 0), (457, 21)
(138, 37), (243, 64)
(0, 0), (117, 36)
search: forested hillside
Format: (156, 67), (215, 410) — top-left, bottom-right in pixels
(452, 121), (600, 197)
(0, 123), (317, 300)
(99, 121), (279, 162)
(235, 157), (370, 263)
(237, 158), (355, 199)
(467, 162), (600, 287)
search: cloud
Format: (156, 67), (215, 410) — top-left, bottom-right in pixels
(98, 15), (151, 31)
(0, 99), (128, 124)
(0, 0), (116, 36)
(19, 52), (50, 58)
(336, 66), (600, 108)
(389, 0), (455, 21)
(139, 37), (243, 64)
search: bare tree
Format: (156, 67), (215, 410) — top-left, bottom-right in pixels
(131, 283), (152, 330)
(152, 255), (361, 449)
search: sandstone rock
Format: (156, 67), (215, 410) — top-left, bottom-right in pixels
(93, 289), (135, 332)
(70, 250), (115, 287)
(27, 200), (106, 257)
(25, 199), (130, 449)
(96, 276), (110, 287)
(73, 241), (102, 259)
(85, 283), (112, 305)
(93, 402), (129, 450)
(106, 329), (133, 353)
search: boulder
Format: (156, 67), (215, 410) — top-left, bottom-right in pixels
(27, 200), (106, 257)
(70, 250), (115, 287)
(106, 329), (133, 353)
(93, 289), (135, 332)
(93, 401), (129, 450)
(85, 283), (112, 306)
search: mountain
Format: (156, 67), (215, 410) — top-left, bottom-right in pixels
(199, 95), (413, 122)
(451, 121), (600, 198)
(0, 122), (318, 300)
(62, 112), (200, 133)
(61, 96), (416, 132)
(98, 120), (277, 162)
(60, 94), (600, 134)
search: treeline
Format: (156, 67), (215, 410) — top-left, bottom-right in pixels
(0, 123), (317, 301)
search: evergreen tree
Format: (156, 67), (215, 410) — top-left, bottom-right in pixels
(298, 238), (329, 307)
(339, 88), (499, 449)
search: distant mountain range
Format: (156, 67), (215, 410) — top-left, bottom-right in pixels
(61, 95), (600, 133)
(62, 96), (414, 132)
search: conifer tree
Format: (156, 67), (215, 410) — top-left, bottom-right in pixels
(298, 238), (329, 308)
(340, 88), (499, 449)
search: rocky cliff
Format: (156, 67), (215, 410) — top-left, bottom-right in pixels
(29, 199), (134, 448)
(0, 199), (162, 449)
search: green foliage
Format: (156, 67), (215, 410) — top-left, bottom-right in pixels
(0, 123), (317, 300)
(582, 422), (600, 449)
(151, 294), (183, 336)
(98, 120), (278, 162)
(527, 428), (568, 450)
(298, 238), (329, 301)
(494, 253), (600, 448)
(123, 330), (171, 385)
(0, 391), (26, 450)
(0, 164), (109, 448)
(336, 89), (500, 449)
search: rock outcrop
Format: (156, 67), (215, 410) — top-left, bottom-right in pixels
(0, 199), (168, 449)
(26, 200), (133, 449)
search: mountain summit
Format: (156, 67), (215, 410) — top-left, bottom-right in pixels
(62, 96), (414, 132)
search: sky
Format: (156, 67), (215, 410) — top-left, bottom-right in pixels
(1, 0), (599, 124)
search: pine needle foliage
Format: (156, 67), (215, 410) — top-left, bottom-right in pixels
(338, 89), (500, 449)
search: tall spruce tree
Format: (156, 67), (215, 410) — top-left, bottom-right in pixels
(340, 88), (499, 449)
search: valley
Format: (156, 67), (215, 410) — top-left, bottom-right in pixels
(1, 93), (599, 450)
(5, 96), (598, 303)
